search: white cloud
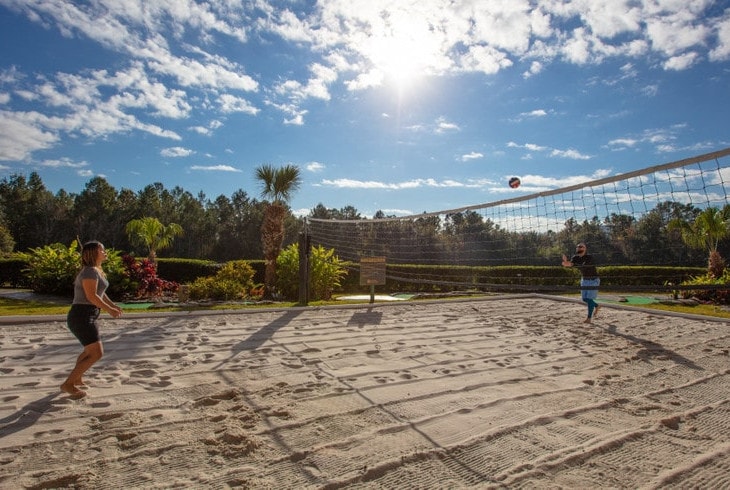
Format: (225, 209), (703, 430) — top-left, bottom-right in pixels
(607, 138), (639, 148)
(709, 14), (730, 61)
(190, 126), (211, 135)
(306, 162), (325, 172)
(508, 141), (590, 160)
(514, 170), (611, 189)
(518, 109), (548, 119)
(321, 178), (472, 190)
(641, 84), (659, 97)
(39, 157), (89, 168)
(525, 143), (548, 152)
(0, 110), (59, 160)
(461, 152), (484, 161)
(218, 94), (259, 114)
(189, 119), (223, 136)
(345, 69), (384, 91)
(378, 208), (414, 217)
(161, 147), (194, 158)
(663, 52), (699, 70)
(645, 14), (711, 58)
(458, 45), (513, 74)
(550, 148), (591, 160)
(522, 60), (543, 79)
(190, 164), (242, 172)
(436, 117), (460, 133)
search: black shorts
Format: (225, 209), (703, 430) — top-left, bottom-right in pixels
(67, 304), (101, 346)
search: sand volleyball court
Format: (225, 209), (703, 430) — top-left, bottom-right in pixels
(1, 296), (728, 488)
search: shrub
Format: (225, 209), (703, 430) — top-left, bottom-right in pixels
(216, 260), (256, 286)
(679, 271), (730, 304)
(275, 244), (300, 300)
(0, 257), (31, 287)
(185, 260), (256, 301)
(276, 244), (348, 301)
(121, 255), (179, 300)
(187, 277), (247, 301)
(18, 242), (125, 296)
(310, 246), (347, 300)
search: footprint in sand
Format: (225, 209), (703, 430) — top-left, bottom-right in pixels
(283, 362), (304, 369)
(16, 381), (40, 387)
(131, 369), (157, 378)
(11, 354), (35, 361)
(148, 376), (172, 388)
(33, 428), (64, 438)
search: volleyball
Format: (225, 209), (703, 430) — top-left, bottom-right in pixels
(509, 177), (521, 188)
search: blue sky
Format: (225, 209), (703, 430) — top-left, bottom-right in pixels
(0, 1), (729, 218)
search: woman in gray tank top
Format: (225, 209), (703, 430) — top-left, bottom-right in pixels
(61, 241), (123, 399)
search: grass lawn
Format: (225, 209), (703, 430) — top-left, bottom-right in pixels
(0, 293), (729, 320)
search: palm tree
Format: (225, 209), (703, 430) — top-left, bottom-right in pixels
(255, 164), (301, 299)
(668, 206), (730, 278)
(125, 217), (183, 262)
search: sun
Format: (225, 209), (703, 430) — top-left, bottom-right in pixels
(375, 41), (423, 89)
(362, 13), (444, 92)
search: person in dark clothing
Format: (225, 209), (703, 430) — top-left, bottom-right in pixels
(561, 242), (600, 323)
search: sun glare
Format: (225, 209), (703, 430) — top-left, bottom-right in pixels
(377, 41), (422, 89)
(364, 14), (443, 92)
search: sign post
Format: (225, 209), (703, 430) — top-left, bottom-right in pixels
(359, 256), (386, 303)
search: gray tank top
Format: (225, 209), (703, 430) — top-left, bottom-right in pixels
(72, 267), (109, 305)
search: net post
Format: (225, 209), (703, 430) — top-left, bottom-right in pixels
(298, 225), (311, 306)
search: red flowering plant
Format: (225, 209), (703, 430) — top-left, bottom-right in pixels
(121, 254), (179, 300)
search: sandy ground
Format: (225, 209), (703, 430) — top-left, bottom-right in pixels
(0, 295), (728, 489)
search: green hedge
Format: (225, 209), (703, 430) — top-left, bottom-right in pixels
(155, 258), (220, 284)
(0, 258), (31, 288)
(338, 264), (708, 294)
(0, 255), (708, 296)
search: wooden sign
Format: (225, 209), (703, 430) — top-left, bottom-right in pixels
(360, 256), (386, 286)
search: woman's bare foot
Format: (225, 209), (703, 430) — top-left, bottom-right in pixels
(583, 317), (592, 324)
(61, 382), (87, 399)
(593, 305), (600, 319)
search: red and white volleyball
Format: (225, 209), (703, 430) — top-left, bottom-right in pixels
(509, 177), (521, 188)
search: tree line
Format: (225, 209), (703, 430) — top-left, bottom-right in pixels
(0, 172), (304, 262)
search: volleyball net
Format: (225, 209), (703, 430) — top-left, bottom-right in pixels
(305, 148), (730, 294)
